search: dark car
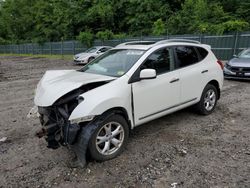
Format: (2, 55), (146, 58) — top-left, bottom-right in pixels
(224, 48), (250, 79)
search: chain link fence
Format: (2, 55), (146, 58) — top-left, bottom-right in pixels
(0, 32), (250, 60)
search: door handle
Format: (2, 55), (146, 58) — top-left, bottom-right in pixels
(201, 70), (208, 73)
(169, 78), (180, 83)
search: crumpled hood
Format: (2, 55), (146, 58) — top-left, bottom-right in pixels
(34, 70), (115, 106)
(228, 58), (250, 67)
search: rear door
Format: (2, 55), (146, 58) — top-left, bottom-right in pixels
(173, 46), (208, 103)
(132, 47), (181, 125)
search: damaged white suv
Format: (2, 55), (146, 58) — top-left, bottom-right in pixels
(32, 39), (223, 166)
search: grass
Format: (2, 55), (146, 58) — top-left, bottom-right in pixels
(0, 53), (73, 60)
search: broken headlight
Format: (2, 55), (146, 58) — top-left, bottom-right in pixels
(69, 115), (95, 124)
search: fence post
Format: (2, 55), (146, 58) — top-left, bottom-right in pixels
(32, 43), (34, 55)
(61, 39), (64, 57)
(50, 42), (52, 55)
(233, 31), (239, 56)
(73, 41), (75, 55)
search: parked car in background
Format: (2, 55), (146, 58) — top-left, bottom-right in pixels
(73, 46), (112, 64)
(31, 39), (223, 166)
(224, 48), (250, 79)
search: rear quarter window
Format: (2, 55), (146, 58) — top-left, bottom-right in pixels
(196, 47), (209, 60)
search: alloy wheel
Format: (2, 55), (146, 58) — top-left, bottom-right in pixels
(95, 122), (125, 155)
(204, 89), (216, 111)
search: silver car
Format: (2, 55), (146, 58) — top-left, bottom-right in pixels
(224, 48), (250, 79)
(73, 46), (112, 64)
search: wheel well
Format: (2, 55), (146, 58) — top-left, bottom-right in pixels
(88, 57), (95, 62)
(207, 80), (220, 99)
(101, 107), (132, 130)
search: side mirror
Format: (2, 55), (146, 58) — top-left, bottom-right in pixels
(140, 69), (156, 80)
(233, 54), (238, 58)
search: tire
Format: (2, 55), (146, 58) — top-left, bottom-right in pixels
(88, 57), (95, 63)
(88, 114), (129, 161)
(195, 84), (218, 115)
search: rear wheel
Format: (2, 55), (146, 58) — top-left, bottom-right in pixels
(88, 114), (129, 161)
(195, 84), (218, 115)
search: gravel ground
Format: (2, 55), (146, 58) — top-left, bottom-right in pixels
(0, 56), (249, 188)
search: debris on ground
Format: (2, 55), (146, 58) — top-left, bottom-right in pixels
(171, 182), (178, 188)
(0, 137), (7, 143)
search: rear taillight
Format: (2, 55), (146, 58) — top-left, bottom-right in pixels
(217, 60), (224, 70)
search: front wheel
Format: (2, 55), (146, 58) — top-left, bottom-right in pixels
(195, 84), (218, 115)
(88, 57), (95, 63)
(88, 114), (129, 161)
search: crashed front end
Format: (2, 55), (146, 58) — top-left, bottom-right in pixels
(28, 70), (116, 166)
(34, 82), (106, 149)
(30, 70), (114, 149)
(37, 105), (81, 149)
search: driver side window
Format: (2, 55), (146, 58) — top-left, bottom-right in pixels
(142, 48), (173, 75)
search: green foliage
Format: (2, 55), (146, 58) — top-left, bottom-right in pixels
(222, 20), (249, 33)
(96, 30), (114, 42)
(167, 0), (249, 35)
(0, 0), (249, 44)
(236, 2), (250, 30)
(85, 1), (114, 32)
(124, 0), (171, 35)
(113, 33), (127, 39)
(77, 31), (94, 48)
(152, 19), (166, 36)
(0, 37), (9, 45)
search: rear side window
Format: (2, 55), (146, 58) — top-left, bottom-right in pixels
(196, 47), (208, 60)
(174, 46), (199, 68)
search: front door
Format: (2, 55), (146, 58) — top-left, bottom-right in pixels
(132, 47), (180, 126)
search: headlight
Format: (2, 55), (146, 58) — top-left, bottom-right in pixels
(225, 63), (231, 70)
(70, 115), (95, 124)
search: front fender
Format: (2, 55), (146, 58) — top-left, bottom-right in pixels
(69, 96), (131, 120)
(68, 76), (133, 126)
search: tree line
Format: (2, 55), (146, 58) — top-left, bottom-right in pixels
(0, 0), (249, 46)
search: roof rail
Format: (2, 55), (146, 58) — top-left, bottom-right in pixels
(116, 41), (156, 47)
(155, 39), (201, 45)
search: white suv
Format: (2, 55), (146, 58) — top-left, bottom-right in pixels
(32, 39), (224, 166)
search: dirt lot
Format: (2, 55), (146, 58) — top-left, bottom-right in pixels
(0, 56), (249, 188)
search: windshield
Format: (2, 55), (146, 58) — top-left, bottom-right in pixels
(85, 47), (98, 53)
(80, 49), (145, 77)
(239, 49), (250, 58)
